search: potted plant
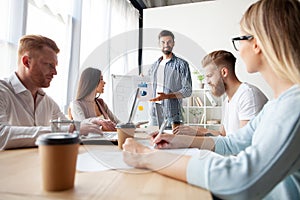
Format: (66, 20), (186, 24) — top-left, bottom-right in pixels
(193, 71), (205, 88)
(189, 108), (202, 124)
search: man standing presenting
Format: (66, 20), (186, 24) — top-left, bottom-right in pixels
(0, 34), (103, 150)
(148, 30), (192, 128)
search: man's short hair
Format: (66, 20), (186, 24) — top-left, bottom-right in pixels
(18, 35), (60, 61)
(201, 50), (236, 72)
(158, 30), (175, 41)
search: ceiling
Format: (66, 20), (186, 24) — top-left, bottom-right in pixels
(131, 0), (214, 9)
(143, 0), (213, 8)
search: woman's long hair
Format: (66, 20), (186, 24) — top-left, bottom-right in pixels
(76, 67), (102, 100)
(240, 0), (300, 84)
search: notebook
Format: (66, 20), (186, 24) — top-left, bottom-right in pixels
(80, 132), (118, 145)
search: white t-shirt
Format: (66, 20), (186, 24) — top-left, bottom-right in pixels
(156, 58), (170, 94)
(222, 82), (268, 135)
(156, 58), (170, 104)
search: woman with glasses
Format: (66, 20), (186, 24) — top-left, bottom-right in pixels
(122, 0), (300, 199)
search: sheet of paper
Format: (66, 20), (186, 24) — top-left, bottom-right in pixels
(76, 139), (200, 172)
(77, 150), (132, 172)
(76, 151), (111, 172)
(81, 132), (118, 141)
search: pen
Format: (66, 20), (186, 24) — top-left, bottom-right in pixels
(153, 119), (168, 148)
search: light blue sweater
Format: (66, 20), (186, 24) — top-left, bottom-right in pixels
(187, 85), (300, 200)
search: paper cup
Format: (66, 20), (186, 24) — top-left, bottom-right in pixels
(172, 121), (183, 132)
(36, 133), (80, 191)
(116, 123), (136, 149)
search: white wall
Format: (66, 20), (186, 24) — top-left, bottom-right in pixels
(143, 0), (273, 99)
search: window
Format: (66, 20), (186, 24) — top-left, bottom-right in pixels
(80, 0), (139, 109)
(26, 0), (72, 112)
(0, 0), (139, 115)
(0, 0), (22, 78)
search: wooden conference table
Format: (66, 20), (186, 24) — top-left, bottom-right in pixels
(0, 131), (212, 200)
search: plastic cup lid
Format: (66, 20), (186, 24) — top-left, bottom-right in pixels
(36, 133), (80, 145)
(115, 122), (136, 129)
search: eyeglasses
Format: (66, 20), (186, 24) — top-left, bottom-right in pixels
(231, 35), (253, 51)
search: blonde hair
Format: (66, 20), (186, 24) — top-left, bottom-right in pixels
(240, 0), (300, 84)
(76, 67), (102, 100)
(18, 35), (60, 63)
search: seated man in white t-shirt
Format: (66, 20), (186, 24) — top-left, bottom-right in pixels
(174, 50), (268, 136)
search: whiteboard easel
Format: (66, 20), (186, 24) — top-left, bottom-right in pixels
(111, 74), (150, 123)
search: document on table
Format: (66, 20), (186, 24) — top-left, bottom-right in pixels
(80, 132), (118, 142)
(77, 139), (200, 172)
(76, 149), (132, 172)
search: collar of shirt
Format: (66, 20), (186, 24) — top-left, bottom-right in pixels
(9, 73), (45, 96)
(157, 53), (176, 63)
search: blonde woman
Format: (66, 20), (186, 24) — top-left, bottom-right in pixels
(69, 67), (120, 131)
(122, 0), (300, 199)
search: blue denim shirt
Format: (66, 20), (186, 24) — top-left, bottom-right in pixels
(148, 54), (192, 125)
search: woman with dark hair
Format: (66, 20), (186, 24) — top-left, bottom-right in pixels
(69, 67), (120, 131)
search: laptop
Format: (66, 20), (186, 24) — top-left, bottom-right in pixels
(81, 88), (140, 145)
(154, 103), (173, 134)
(155, 102), (164, 129)
(127, 87), (140, 124)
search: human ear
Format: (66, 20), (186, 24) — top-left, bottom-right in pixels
(221, 67), (229, 78)
(22, 55), (30, 68)
(252, 38), (261, 54)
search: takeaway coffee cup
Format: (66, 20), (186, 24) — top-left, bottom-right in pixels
(172, 120), (183, 132)
(115, 123), (136, 149)
(36, 133), (80, 191)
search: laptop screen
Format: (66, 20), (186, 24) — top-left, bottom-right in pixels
(127, 88), (140, 123)
(155, 103), (164, 128)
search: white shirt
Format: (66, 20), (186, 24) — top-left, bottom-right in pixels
(70, 101), (98, 121)
(156, 58), (170, 94)
(0, 73), (67, 150)
(222, 83), (268, 135)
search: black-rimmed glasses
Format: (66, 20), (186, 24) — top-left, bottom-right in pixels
(232, 35), (253, 51)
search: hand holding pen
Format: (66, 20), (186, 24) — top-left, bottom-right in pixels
(152, 119), (189, 149)
(152, 120), (194, 149)
(152, 119), (168, 149)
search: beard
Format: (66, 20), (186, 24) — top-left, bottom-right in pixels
(162, 50), (172, 55)
(162, 46), (172, 55)
(210, 79), (225, 97)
